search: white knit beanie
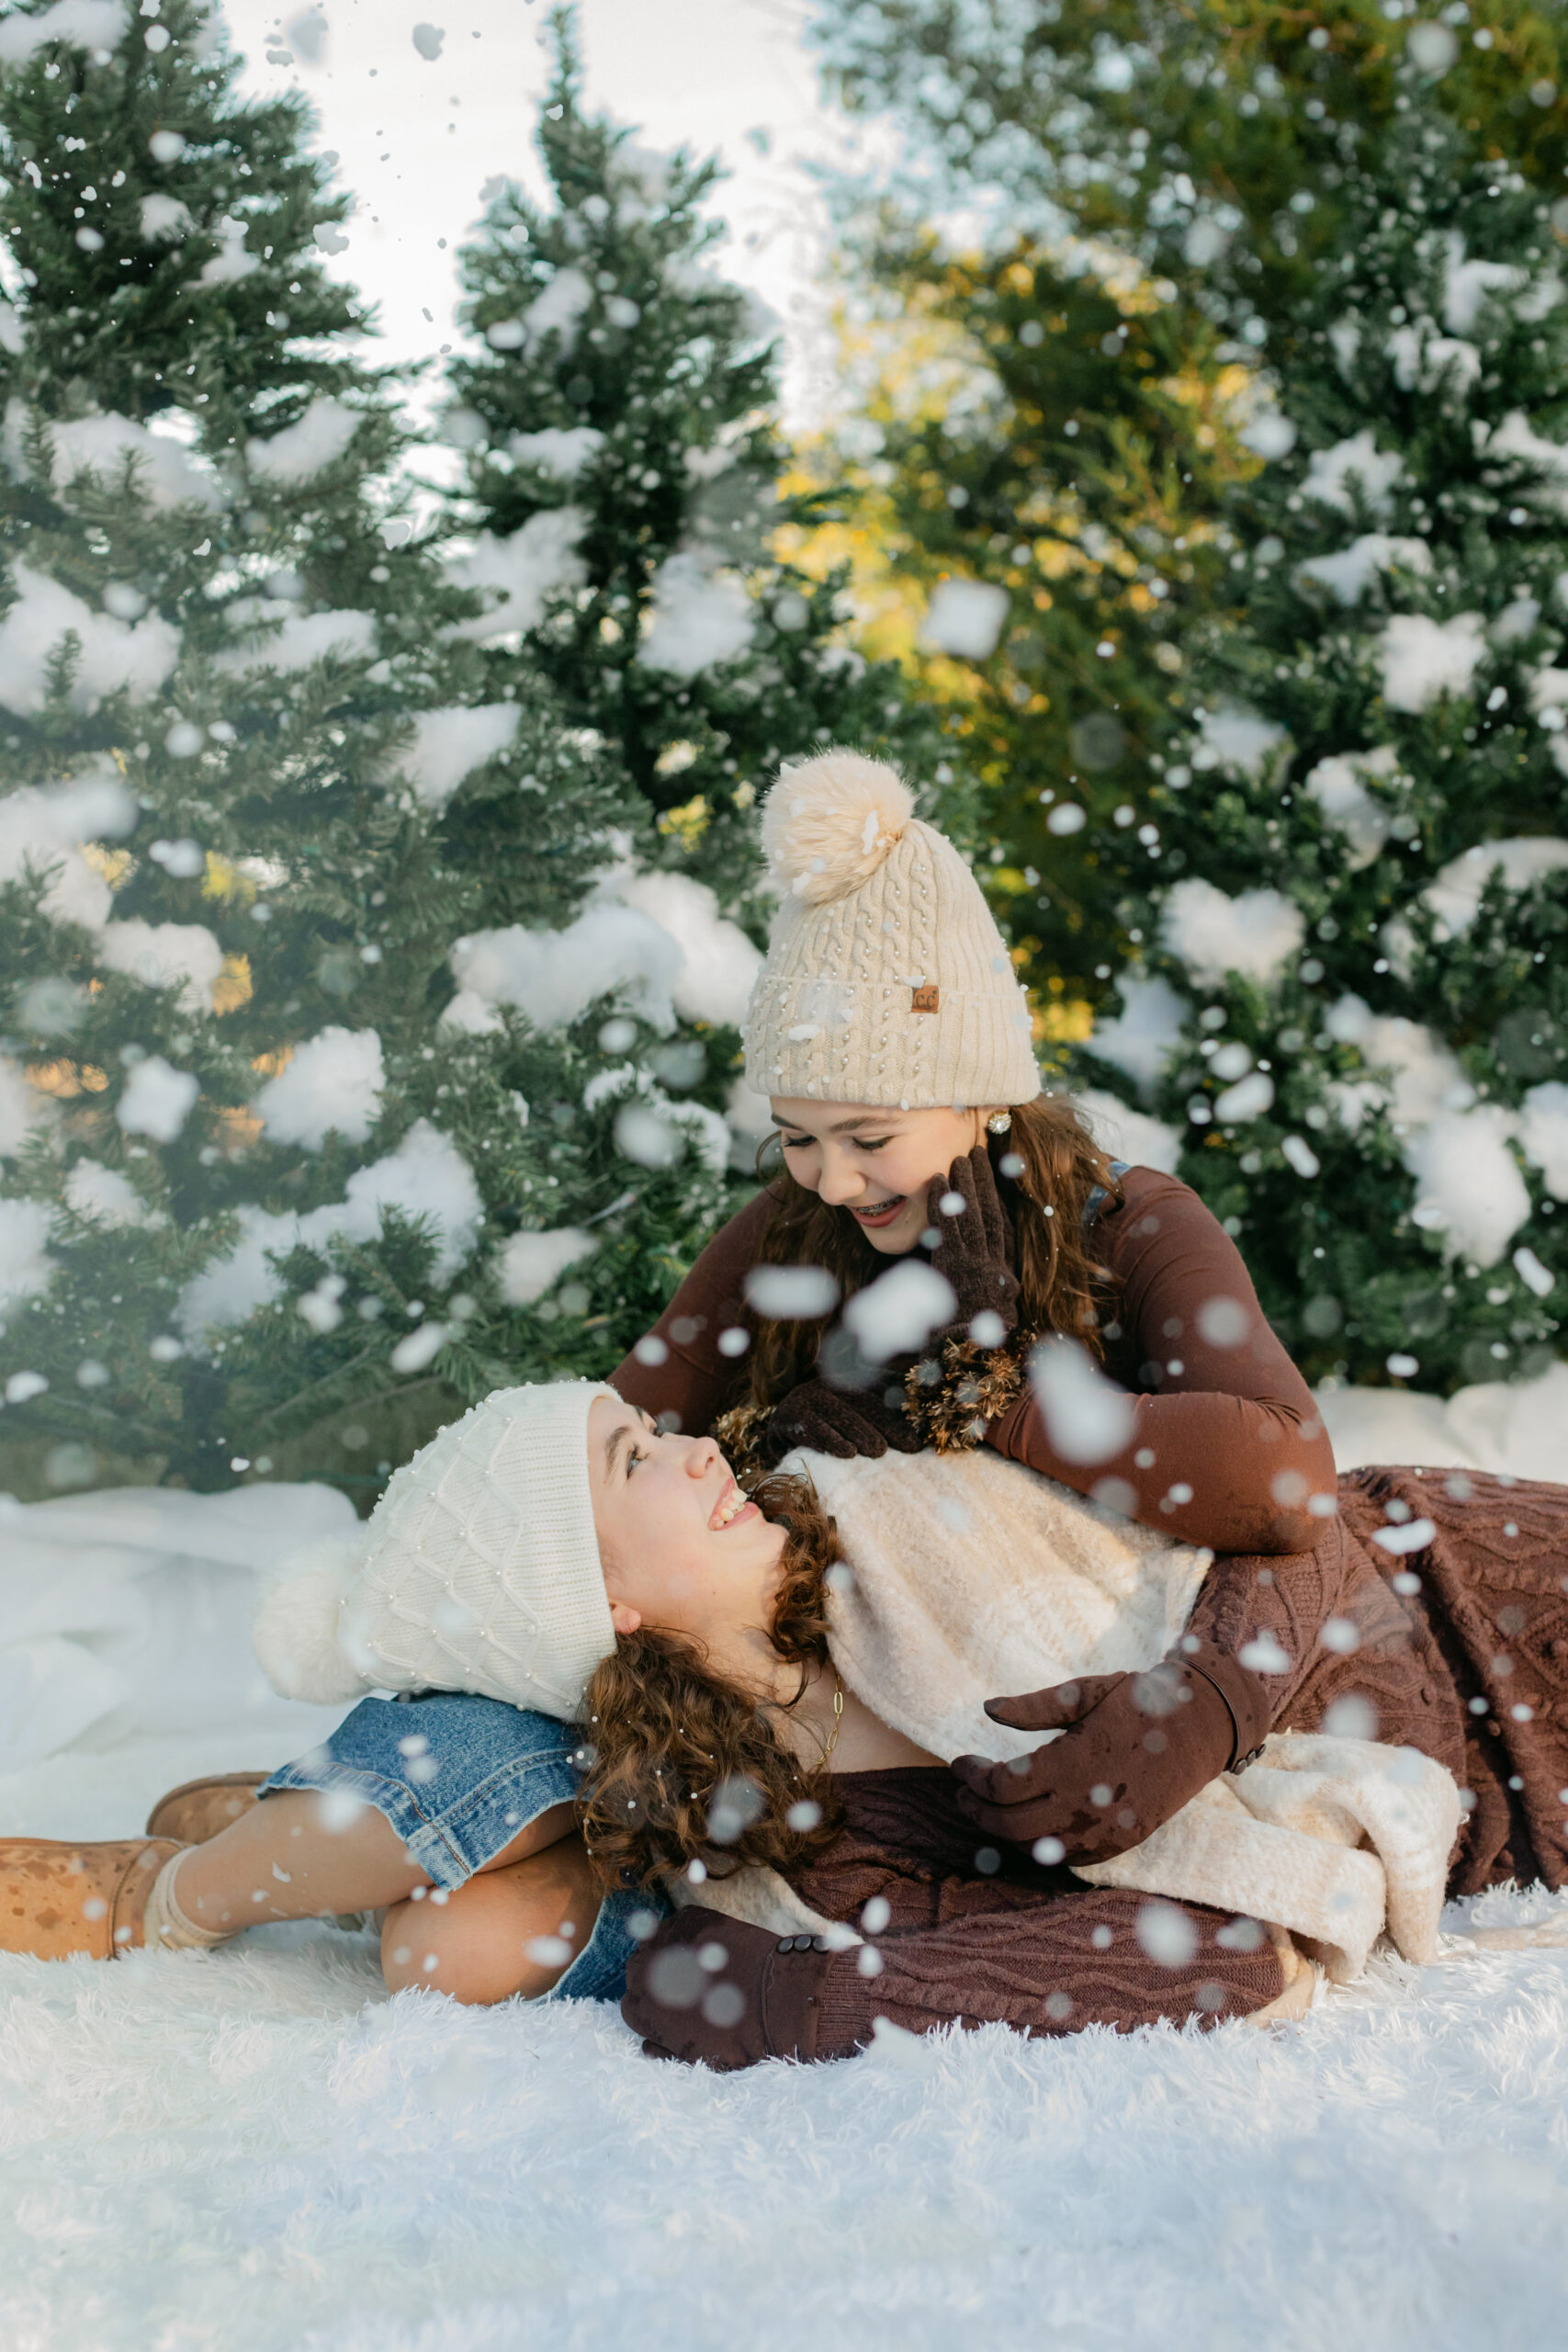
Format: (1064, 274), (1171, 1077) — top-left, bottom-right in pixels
(252, 1382), (618, 1722)
(742, 750), (1042, 1110)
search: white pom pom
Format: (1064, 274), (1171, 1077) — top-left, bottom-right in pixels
(251, 1535), (369, 1703)
(760, 751), (915, 906)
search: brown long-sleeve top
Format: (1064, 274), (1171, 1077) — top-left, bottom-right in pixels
(611, 1162), (1337, 1556)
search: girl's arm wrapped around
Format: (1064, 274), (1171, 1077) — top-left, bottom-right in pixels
(986, 1171), (1337, 1556)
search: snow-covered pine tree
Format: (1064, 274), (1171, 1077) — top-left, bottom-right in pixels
(0, 0), (730, 1498)
(441, 6), (955, 913)
(813, 0), (1568, 1009)
(1079, 98), (1567, 1396)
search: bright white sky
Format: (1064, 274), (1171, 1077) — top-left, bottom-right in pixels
(217, 0), (866, 419)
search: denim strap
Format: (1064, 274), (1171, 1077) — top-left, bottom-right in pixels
(1083, 1158), (1131, 1226)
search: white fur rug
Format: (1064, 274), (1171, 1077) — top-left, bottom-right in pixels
(5, 1734), (1568, 2349)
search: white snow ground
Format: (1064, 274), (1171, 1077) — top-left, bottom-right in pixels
(5, 1374), (1568, 2346)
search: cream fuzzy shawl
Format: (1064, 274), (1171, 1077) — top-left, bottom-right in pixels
(689, 1445), (1461, 1984)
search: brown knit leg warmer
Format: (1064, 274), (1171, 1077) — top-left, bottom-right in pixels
(810, 1884), (1286, 2059)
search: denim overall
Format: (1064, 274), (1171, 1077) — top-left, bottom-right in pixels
(261, 1694), (644, 2000)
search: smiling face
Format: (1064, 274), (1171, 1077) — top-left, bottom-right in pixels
(586, 1394), (788, 1679)
(769, 1098), (994, 1255)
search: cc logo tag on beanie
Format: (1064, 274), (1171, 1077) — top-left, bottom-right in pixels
(910, 983), (940, 1013)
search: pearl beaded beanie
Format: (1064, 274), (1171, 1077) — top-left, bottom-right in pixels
(742, 750), (1042, 1110)
(253, 1382), (618, 1721)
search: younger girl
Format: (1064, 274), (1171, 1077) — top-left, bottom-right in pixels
(3, 1381), (1563, 2072)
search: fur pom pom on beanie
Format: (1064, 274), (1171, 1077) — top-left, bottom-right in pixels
(744, 749), (1041, 1110)
(252, 1381), (618, 1721)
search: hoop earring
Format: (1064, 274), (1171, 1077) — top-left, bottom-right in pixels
(986, 1111), (1012, 1135)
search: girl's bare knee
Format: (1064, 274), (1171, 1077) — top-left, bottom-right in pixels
(380, 1836), (600, 2006)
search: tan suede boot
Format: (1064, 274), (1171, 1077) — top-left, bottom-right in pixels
(0, 1838), (183, 1959)
(144, 1772), (268, 1846)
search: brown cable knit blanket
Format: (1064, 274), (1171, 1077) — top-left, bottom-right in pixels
(1201, 1464), (1568, 1896)
(773, 1467), (1568, 2055)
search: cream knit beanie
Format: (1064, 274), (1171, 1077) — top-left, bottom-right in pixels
(742, 750), (1041, 1110)
(253, 1382), (618, 1722)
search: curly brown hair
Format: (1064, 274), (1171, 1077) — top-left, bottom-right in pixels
(574, 1471), (847, 1894)
(744, 1092), (1124, 1408)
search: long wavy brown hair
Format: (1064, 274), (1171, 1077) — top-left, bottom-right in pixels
(745, 1092), (1125, 1408)
(575, 1472), (847, 1894)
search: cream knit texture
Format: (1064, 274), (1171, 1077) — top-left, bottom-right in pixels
(1074, 1732), (1461, 1983)
(253, 1382), (617, 1720)
(742, 751), (1041, 1109)
(802, 1442), (1213, 1766)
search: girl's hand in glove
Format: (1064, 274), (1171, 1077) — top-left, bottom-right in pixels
(625, 1906), (829, 2070)
(922, 1145), (1019, 1344)
(948, 1639), (1271, 1865)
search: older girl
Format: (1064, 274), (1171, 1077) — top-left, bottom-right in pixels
(619, 750), (1329, 1545)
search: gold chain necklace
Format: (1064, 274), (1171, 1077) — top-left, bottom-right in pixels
(819, 1666), (845, 1763)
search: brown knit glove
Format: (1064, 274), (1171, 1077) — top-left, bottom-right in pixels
(921, 1145), (1020, 1345)
(949, 1639), (1273, 1865)
(623, 1905), (832, 2069)
(755, 1377), (923, 1467)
